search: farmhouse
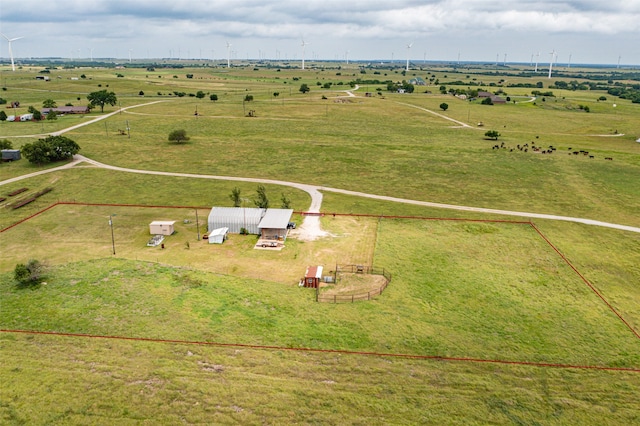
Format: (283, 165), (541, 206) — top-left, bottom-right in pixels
(477, 91), (506, 104)
(149, 221), (175, 236)
(42, 106), (90, 115)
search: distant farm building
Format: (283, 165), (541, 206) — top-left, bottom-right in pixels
(35, 76), (50, 81)
(149, 221), (176, 236)
(42, 106), (90, 115)
(1, 149), (21, 161)
(20, 114), (34, 122)
(208, 227), (229, 244)
(408, 77), (426, 85)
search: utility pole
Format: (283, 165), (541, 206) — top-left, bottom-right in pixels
(109, 214), (116, 255)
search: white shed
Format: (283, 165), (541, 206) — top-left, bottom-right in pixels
(149, 221), (176, 236)
(208, 227), (229, 244)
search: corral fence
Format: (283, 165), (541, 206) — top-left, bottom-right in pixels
(317, 264), (391, 303)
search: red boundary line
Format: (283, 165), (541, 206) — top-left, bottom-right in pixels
(1, 328), (638, 373)
(2, 201), (638, 362)
(529, 222), (640, 339)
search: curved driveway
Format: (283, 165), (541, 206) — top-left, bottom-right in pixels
(2, 154), (639, 235)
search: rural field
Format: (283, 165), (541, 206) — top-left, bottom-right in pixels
(1, 61), (640, 424)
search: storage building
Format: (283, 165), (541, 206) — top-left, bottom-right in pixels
(208, 207), (266, 234)
(303, 266), (323, 288)
(149, 221), (176, 236)
(1, 150), (21, 161)
(258, 209), (293, 241)
(208, 227), (229, 244)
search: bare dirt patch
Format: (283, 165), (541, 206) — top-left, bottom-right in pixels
(320, 273), (388, 297)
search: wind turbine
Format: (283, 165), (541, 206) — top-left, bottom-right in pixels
(567, 53), (572, 69)
(617, 55), (621, 69)
(128, 49), (133, 63)
(405, 42), (413, 72)
(226, 42), (232, 68)
(534, 52), (540, 72)
(1, 33), (23, 71)
(301, 38), (309, 70)
(548, 49), (556, 79)
(345, 50), (349, 65)
(503, 53), (507, 66)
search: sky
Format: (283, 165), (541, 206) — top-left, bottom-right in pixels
(1, 0), (639, 66)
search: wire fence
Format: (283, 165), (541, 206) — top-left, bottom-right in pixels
(317, 264), (391, 303)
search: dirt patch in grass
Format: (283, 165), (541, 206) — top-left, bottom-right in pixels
(320, 272), (388, 296)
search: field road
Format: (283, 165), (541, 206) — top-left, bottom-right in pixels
(2, 154), (639, 237)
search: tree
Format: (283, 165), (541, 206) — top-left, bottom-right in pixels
(0, 139), (12, 149)
(485, 130), (500, 140)
(299, 83), (310, 94)
(196, 91), (206, 99)
(254, 185), (269, 209)
(42, 99), (57, 108)
(0, 111), (7, 121)
(168, 129), (190, 144)
(87, 90), (117, 112)
(439, 103), (449, 111)
(32, 110), (42, 121)
(280, 193), (291, 209)
(21, 135), (80, 164)
(138, 90), (145, 96)
(244, 94), (254, 102)
(46, 110), (58, 120)
(209, 94), (218, 101)
(14, 259), (46, 287)
(273, 92), (279, 98)
(481, 97), (493, 105)
(230, 187), (242, 207)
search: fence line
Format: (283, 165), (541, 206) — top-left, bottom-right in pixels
(317, 264), (391, 303)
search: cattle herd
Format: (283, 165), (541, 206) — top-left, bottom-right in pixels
(491, 141), (612, 160)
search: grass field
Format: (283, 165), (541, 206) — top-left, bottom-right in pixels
(1, 63), (640, 424)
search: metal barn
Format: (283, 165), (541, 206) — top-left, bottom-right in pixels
(208, 207), (266, 234)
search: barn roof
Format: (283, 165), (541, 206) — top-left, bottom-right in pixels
(258, 209), (293, 230)
(305, 265), (323, 279)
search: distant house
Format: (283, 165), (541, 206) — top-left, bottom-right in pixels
(408, 77), (426, 86)
(477, 91), (506, 104)
(42, 106), (90, 115)
(35, 76), (50, 81)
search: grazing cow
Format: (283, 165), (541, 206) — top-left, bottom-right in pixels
(589, 155), (594, 159)
(605, 157), (613, 160)
(573, 151), (580, 155)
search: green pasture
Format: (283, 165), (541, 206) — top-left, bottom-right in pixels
(1, 64), (640, 424)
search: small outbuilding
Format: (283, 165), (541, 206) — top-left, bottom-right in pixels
(1, 149), (21, 161)
(258, 208), (293, 241)
(208, 227), (229, 244)
(149, 220), (176, 236)
(20, 114), (34, 122)
(302, 266), (323, 288)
